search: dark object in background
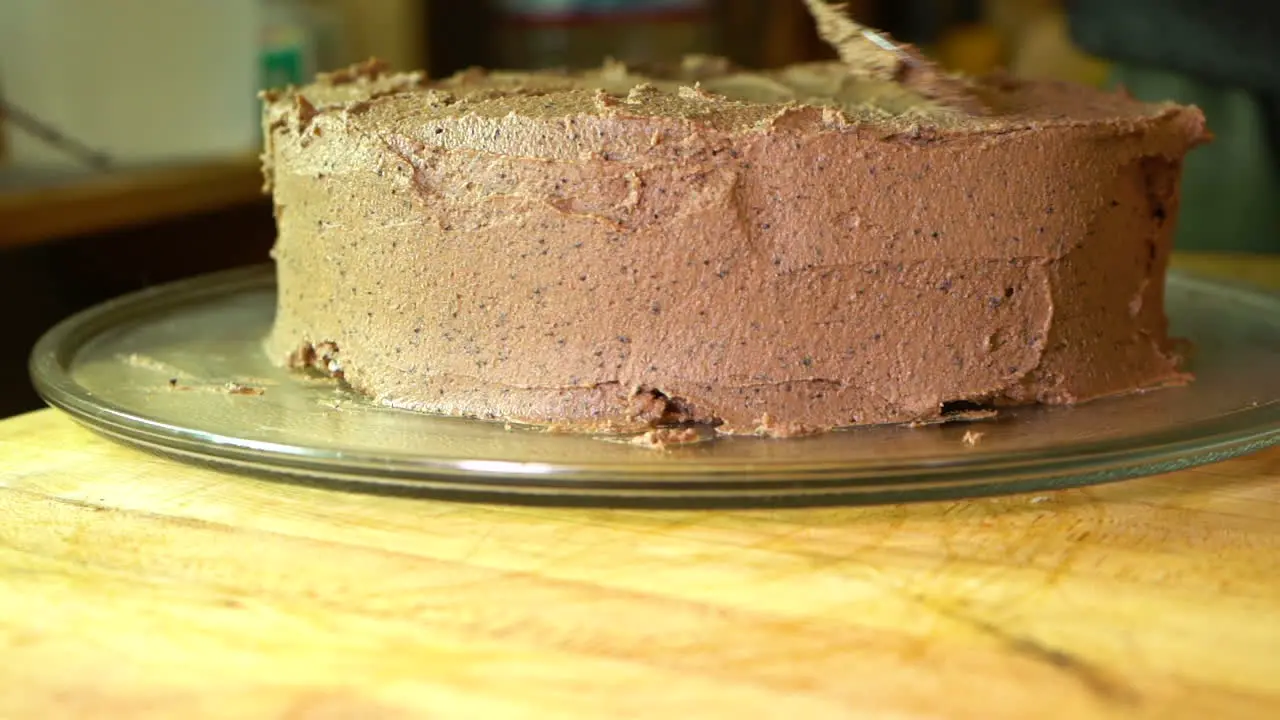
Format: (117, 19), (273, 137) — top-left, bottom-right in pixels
(1068, 0), (1280, 96)
(427, 1), (498, 77)
(1068, 0), (1280, 253)
(428, 0), (872, 75)
(879, 0), (981, 46)
(489, 0), (720, 70)
(1067, 0), (1280, 167)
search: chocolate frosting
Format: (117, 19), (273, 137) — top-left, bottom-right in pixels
(261, 26), (1209, 436)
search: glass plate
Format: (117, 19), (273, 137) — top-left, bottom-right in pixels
(29, 265), (1280, 507)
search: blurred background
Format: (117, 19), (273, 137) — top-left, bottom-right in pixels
(0, 0), (1270, 418)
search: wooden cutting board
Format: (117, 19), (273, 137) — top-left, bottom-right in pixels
(2, 411), (1278, 719)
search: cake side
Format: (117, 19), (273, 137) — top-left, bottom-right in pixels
(262, 61), (1207, 435)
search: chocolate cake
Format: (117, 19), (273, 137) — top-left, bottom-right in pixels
(260, 2), (1208, 437)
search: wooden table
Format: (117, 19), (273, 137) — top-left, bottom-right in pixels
(2, 256), (1278, 719)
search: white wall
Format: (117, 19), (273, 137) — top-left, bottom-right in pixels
(0, 0), (260, 168)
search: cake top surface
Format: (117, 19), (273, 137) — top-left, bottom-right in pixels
(267, 54), (1184, 136)
(260, 0), (1208, 177)
(264, 0), (1194, 140)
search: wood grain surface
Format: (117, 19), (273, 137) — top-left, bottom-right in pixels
(1, 409), (1278, 719)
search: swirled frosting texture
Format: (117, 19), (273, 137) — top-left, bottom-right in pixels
(262, 57), (1208, 435)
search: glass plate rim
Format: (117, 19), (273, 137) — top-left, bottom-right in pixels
(27, 264), (1280, 503)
